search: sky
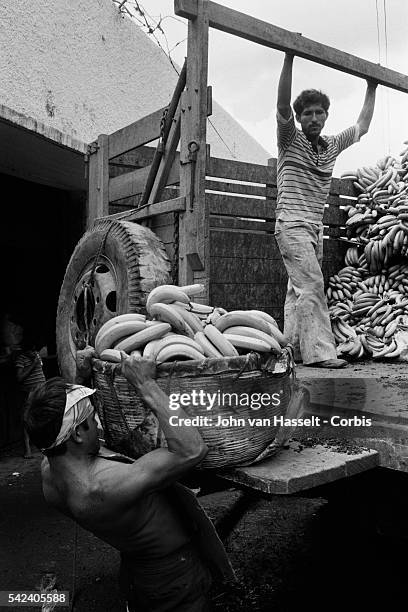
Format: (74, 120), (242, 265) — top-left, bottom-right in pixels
(131, 0), (408, 175)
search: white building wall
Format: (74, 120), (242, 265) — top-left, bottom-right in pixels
(0, 0), (269, 163)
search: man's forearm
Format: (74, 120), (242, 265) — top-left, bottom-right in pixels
(138, 379), (207, 458)
(277, 53), (294, 119)
(357, 82), (377, 136)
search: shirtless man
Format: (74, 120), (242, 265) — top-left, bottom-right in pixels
(24, 353), (232, 611)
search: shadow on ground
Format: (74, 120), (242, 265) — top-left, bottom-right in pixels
(1, 448), (407, 611)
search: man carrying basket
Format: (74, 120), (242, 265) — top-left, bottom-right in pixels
(24, 350), (234, 611)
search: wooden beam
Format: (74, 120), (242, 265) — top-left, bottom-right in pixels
(148, 104), (181, 204)
(87, 134), (109, 227)
(206, 179), (267, 198)
(207, 192), (275, 220)
(207, 156), (274, 184)
(139, 62), (187, 207)
(109, 158), (180, 202)
(175, 0), (408, 93)
(99, 196), (186, 222)
(108, 106), (167, 159)
(178, 0), (210, 292)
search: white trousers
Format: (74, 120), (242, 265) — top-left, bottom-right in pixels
(275, 220), (337, 364)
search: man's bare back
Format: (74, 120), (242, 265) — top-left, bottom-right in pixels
(41, 451), (190, 557)
(25, 355), (229, 610)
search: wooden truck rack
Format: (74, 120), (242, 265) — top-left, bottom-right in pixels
(85, 0), (408, 483)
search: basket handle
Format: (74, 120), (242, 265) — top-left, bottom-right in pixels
(232, 353), (253, 380)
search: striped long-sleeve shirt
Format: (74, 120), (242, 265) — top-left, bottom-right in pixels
(276, 111), (359, 224)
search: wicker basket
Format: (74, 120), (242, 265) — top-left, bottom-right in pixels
(92, 350), (295, 469)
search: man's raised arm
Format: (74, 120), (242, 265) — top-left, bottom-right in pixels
(357, 80), (377, 137)
(277, 53), (294, 120)
(108, 354), (208, 503)
(122, 354), (207, 463)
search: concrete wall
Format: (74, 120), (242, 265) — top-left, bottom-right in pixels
(0, 0), (174, 143)
(0, 0), (269, 163)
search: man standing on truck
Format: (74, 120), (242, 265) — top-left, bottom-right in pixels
(24, 351), (233, 611)
(275, 53), (377, 368)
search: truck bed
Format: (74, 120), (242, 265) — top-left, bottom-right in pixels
(296, 361), (408, 472)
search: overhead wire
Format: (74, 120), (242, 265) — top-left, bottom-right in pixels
(382, 0), (391, 154)
(375, 0), (381, 63)
(112, 0), (238, 158)
(375, 0), (391, 155)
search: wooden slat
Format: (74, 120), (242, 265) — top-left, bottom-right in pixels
(265, 186), (278, 200)
(211, 256), (286, 284)
(326, 194), (351, 208)
(108, 107), (167, 159)
(109, 144), (156, 166)
(325, 227), (346, 238)
(207, 156), (273, 183)
(206, 179), (267, 197)
(210, 216), (274, 232)
(211, 282), (286, 306)
(208, 192), (275, 219)
(211, 230), (277, 258)
(109, 159), (179, 202)
(322, 204), (347, 226)
(126, 196), (185, 221)
(109, 165), (150, 202)
(147, 223), (175, 245)
(331, 178), (357, 197)
(175, 0), (408, 93)
(210, 285), (285, 320)
(101, 197), (185, 222)
(148, 211), (176, 230)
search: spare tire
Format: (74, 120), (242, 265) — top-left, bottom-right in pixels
(56, 219), (171, 380)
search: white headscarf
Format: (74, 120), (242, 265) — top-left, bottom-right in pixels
(42, 385), (97, 452)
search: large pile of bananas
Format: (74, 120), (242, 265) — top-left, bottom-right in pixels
(327, 141), (408, 360)
(93, 284), (286, 364)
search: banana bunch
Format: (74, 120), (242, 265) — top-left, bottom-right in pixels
(326, 266), (363, 303)
(341, 152), (408, 210)
(362, 333), (404, 359)
(336, 335), (365, 359)
(331, 316), (357, 343)
(344, 246), (360, 267)
(331, 139), (408, 361)
(93, 284), (287, 364)
(330, 315), (364, 358)
(329, 301), (353, 323)
(328, 269), (408, 360)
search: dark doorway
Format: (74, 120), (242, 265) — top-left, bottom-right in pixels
(0, 173), (85, 448)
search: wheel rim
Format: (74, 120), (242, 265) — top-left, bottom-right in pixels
(70, 256), (119, 354)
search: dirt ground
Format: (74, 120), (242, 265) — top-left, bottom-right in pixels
(1, 444), (408, 612)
